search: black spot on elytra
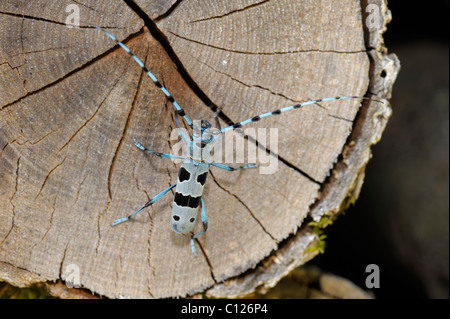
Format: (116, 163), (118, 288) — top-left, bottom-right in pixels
(178, 167), (191, 182)
(197, 172), (208, 186)
(174, 192), (201, 209)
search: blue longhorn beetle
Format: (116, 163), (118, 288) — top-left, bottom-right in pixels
(93, 25), (380, 256)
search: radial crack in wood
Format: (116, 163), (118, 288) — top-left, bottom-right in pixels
(0, 0), (398, 298)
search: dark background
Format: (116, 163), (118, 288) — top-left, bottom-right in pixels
(0, 0), (447, 300)
(312, 0), (449, 298)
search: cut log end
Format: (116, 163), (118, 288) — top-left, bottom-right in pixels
(0, 0), (399, 298)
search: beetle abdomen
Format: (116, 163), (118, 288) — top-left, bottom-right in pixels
(171, 161), (210, 234)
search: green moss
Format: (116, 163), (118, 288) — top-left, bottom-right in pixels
(341, 194), (358, 211)
(0, 282), (55, 299)
(305, 217), (335, 254)
(306, 187), (360, 255)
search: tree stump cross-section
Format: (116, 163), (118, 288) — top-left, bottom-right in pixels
(0, 0), (399, 298)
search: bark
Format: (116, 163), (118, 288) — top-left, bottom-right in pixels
(0, 0), (399, 298)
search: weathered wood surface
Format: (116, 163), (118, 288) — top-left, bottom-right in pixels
(0, 0), (399, 298)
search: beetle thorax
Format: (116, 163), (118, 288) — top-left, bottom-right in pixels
(189, 120), (220, 161)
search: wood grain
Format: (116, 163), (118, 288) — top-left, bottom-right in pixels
(0, 0), (398, 298)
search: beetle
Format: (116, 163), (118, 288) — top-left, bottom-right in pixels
(93, 25), (380, 255)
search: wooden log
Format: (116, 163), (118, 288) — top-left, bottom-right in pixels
(0, 0), (399, 298)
